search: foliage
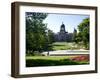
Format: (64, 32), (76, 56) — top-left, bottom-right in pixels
(26, 51), (45, 56)
(74, 18), (90, 49)
(47, 29), (55, 44)
(26, 12), (54, 53)
(70, 55), (89, 62)
(26, 58), (80, 67)
(26, 55), (89, 67)
(73, 28), (77, 42)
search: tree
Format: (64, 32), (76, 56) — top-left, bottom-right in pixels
(73, 28), (78, 43)
(77, 18), (90, 49)
(26, 12), (48, 53)
(47, 29), (55, 44)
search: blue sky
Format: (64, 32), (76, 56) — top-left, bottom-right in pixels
(43, 13), (89, 33)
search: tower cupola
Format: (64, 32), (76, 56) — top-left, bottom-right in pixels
(60, 22), (66, 33)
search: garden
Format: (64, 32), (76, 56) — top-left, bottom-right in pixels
(26, 12), (90, 67)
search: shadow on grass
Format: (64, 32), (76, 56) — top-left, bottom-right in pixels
(53, 44), (66, 46)
(26, 59), (88, 67)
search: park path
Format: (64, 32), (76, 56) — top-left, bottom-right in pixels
(42, 50), (89, 56)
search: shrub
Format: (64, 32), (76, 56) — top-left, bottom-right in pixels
(70, 55), (89, 62)
(26, 59), (80, 67)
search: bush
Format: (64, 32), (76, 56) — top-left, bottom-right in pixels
(26, 59), (80, 67)
(26, 51), (45, 56)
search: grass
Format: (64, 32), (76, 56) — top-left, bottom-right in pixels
(26, 58), (80, 67)
(26, 55), (89, 67)
(26, 56), (74, 60)
(52, 42), (81, 50)
(26, 42), (89, 67)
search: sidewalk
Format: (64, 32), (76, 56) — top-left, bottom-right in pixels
(42, 50), (89, 56)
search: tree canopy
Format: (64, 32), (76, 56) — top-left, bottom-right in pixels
(74, 18), (90, 49)
(26, 12), (48, 53)
(26, 12), (54, 53)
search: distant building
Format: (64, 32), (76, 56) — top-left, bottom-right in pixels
(54, 22), (76, 42)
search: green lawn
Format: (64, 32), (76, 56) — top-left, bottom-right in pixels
(26, 56), (74, 60)
(26, 42), (89, 67)
(26, 55), (89, 67)
(52, 42), (80, 50)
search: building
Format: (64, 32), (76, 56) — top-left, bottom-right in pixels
(54, 23), (76, 42)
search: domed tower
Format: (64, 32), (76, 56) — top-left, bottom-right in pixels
(60, 22), (67, 33)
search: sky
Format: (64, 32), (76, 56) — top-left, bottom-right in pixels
(43, 13), (89, 33)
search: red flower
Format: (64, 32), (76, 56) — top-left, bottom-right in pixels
(71, 55), (89, 62)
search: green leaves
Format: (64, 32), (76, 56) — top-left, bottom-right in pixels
(26, 12), (55, 53)
(26, 12), (48, 52)
(76, 18), (90, 49)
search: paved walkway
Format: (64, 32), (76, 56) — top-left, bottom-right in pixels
(41, 50), (89, 56)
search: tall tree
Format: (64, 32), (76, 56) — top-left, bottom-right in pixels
(77, 18), (90, 49)
(47, 29), (55, 44)
(26, 12), (48, 53)
(73, 28), (78, 43)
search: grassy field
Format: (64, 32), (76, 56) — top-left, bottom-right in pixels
(26, 42), (89, 67)
(52, 42), (82, 50)
(26, 56), (74, 60)
(26, 55), (89, 67)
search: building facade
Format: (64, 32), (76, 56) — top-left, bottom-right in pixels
(54, 23), (75, 42)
